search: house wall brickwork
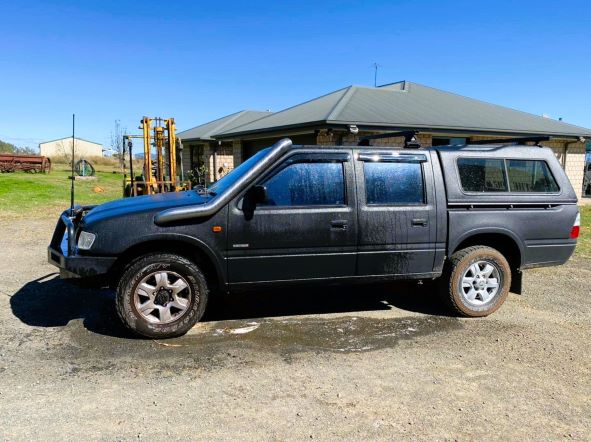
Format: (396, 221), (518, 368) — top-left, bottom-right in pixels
(184, 131), (586, 198)
(315, 131), (433, 147)
(214, 143), (235, 180)
(182, 141), (236, 185)
(232, 140), (242, 170)
(316, 129), (336, 145)
(560, 142), (585, 198)
(201, 143), (234, 183)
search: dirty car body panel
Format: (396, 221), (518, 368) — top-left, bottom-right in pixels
(437, 144), (578, 268)
(48, 140), (578, 296)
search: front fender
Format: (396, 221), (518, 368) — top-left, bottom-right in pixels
(121, 233), (227, 288)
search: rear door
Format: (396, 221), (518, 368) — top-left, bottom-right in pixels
(227, 150), (357, 284)
(355, 150), (437, 276)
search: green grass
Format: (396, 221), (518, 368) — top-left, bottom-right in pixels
(0, 165), (125, 220)
(576, 204), (591, 259)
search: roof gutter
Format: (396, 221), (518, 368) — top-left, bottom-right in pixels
(154, 138), (293, 225)
(215, 121), (591, 141)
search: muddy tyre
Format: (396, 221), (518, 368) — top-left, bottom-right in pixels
(440, 246), (511, 317)
(116, 253), (208, 338)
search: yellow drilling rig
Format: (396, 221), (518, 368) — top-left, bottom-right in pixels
(123, 116), (191, 197)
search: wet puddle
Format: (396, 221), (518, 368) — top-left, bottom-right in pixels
(56, 314), (464, 376)
(163, 315), (463, 354)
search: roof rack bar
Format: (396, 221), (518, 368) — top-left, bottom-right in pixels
(467, 136), (550, 146)
(358, 130), (420, 148)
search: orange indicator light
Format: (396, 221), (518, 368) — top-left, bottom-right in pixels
(212, 226), (223, 233)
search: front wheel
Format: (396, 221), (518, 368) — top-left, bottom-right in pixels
(116, 253), (209, 338)
(440, 246), (511, 317)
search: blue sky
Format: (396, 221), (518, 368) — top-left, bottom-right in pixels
(1, 0), (590, 151)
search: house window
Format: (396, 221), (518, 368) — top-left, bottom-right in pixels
(190, 145), (205, 170)
(432, 137), (466, 146)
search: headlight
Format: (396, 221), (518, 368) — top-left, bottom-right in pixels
(77, 231), (96, 250)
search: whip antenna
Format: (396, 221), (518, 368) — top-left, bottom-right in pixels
(70, 114), (75, 216)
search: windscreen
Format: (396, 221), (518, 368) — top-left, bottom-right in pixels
(207, 147), (271, 196)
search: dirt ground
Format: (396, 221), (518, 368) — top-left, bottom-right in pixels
(0, 216), (589, 441)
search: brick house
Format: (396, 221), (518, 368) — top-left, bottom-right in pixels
(177, 110), (271, 184)
(180, 81), (591, 197)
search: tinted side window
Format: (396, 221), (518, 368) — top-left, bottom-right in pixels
(507, 159), (559, 193)
(261, 162), (345, 206)
(458, 158), (508, 192)
(364, 162), (424, 205)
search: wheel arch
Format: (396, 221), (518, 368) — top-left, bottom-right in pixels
(450, 228), (524, 270)
(110, 234), (226, 292)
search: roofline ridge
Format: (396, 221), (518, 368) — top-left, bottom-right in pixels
(242, 109), (272, 113)
(177, 110), (248, 135)
(253, 86), (352, 120)
(214, 110), (277, 135)
(210, 110), (257, 134)
(376, 80), (407, 89)
(215, 86), (352, 137)
(326, 86), (356, 120)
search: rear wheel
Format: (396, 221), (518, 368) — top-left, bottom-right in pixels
(440, 246), (511, 317)
(116, 253), (208, 338)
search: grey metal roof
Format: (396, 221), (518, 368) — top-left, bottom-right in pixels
(216, 81), (591, 139)
(177, 110), (272, 141)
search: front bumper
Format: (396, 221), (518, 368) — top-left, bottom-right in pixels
(47, 209), (116, 279)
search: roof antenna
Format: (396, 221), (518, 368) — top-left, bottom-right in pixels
(372, 62), (381, 87)
(70, 113), (76, 216)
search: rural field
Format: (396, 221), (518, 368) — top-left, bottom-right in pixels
(0, 162), (125, 220)
(0, 169), (590, 440)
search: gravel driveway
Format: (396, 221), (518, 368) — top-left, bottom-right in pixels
(0, 216), (589, 441)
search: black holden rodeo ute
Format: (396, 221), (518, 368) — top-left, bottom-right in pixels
(48, 138), (580, 338)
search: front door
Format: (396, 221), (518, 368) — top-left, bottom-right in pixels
(227, 150), (357, 285)
(354, 150), (437, 276)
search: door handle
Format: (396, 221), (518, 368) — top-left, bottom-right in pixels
(330, 220), (348, 230)
(412, 218), (428, 227)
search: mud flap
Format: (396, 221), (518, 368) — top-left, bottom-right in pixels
(510, 269), (523, 294)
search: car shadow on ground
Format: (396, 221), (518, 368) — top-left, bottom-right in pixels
(10, 273), (450, 338)
(203, 280), (449, 322)
(9, 273), (132, 338)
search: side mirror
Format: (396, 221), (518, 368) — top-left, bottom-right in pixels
(242, 185), (267, 220)
(250, 185), (267, 204)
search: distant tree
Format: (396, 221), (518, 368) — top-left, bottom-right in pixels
(110, 120), (127, 172)
(0, 139), (36, 155)
(14, 146), (36, 155)
(0, 139), (18, 153)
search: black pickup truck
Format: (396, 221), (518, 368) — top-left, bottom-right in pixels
(48, 138), (580, 338)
